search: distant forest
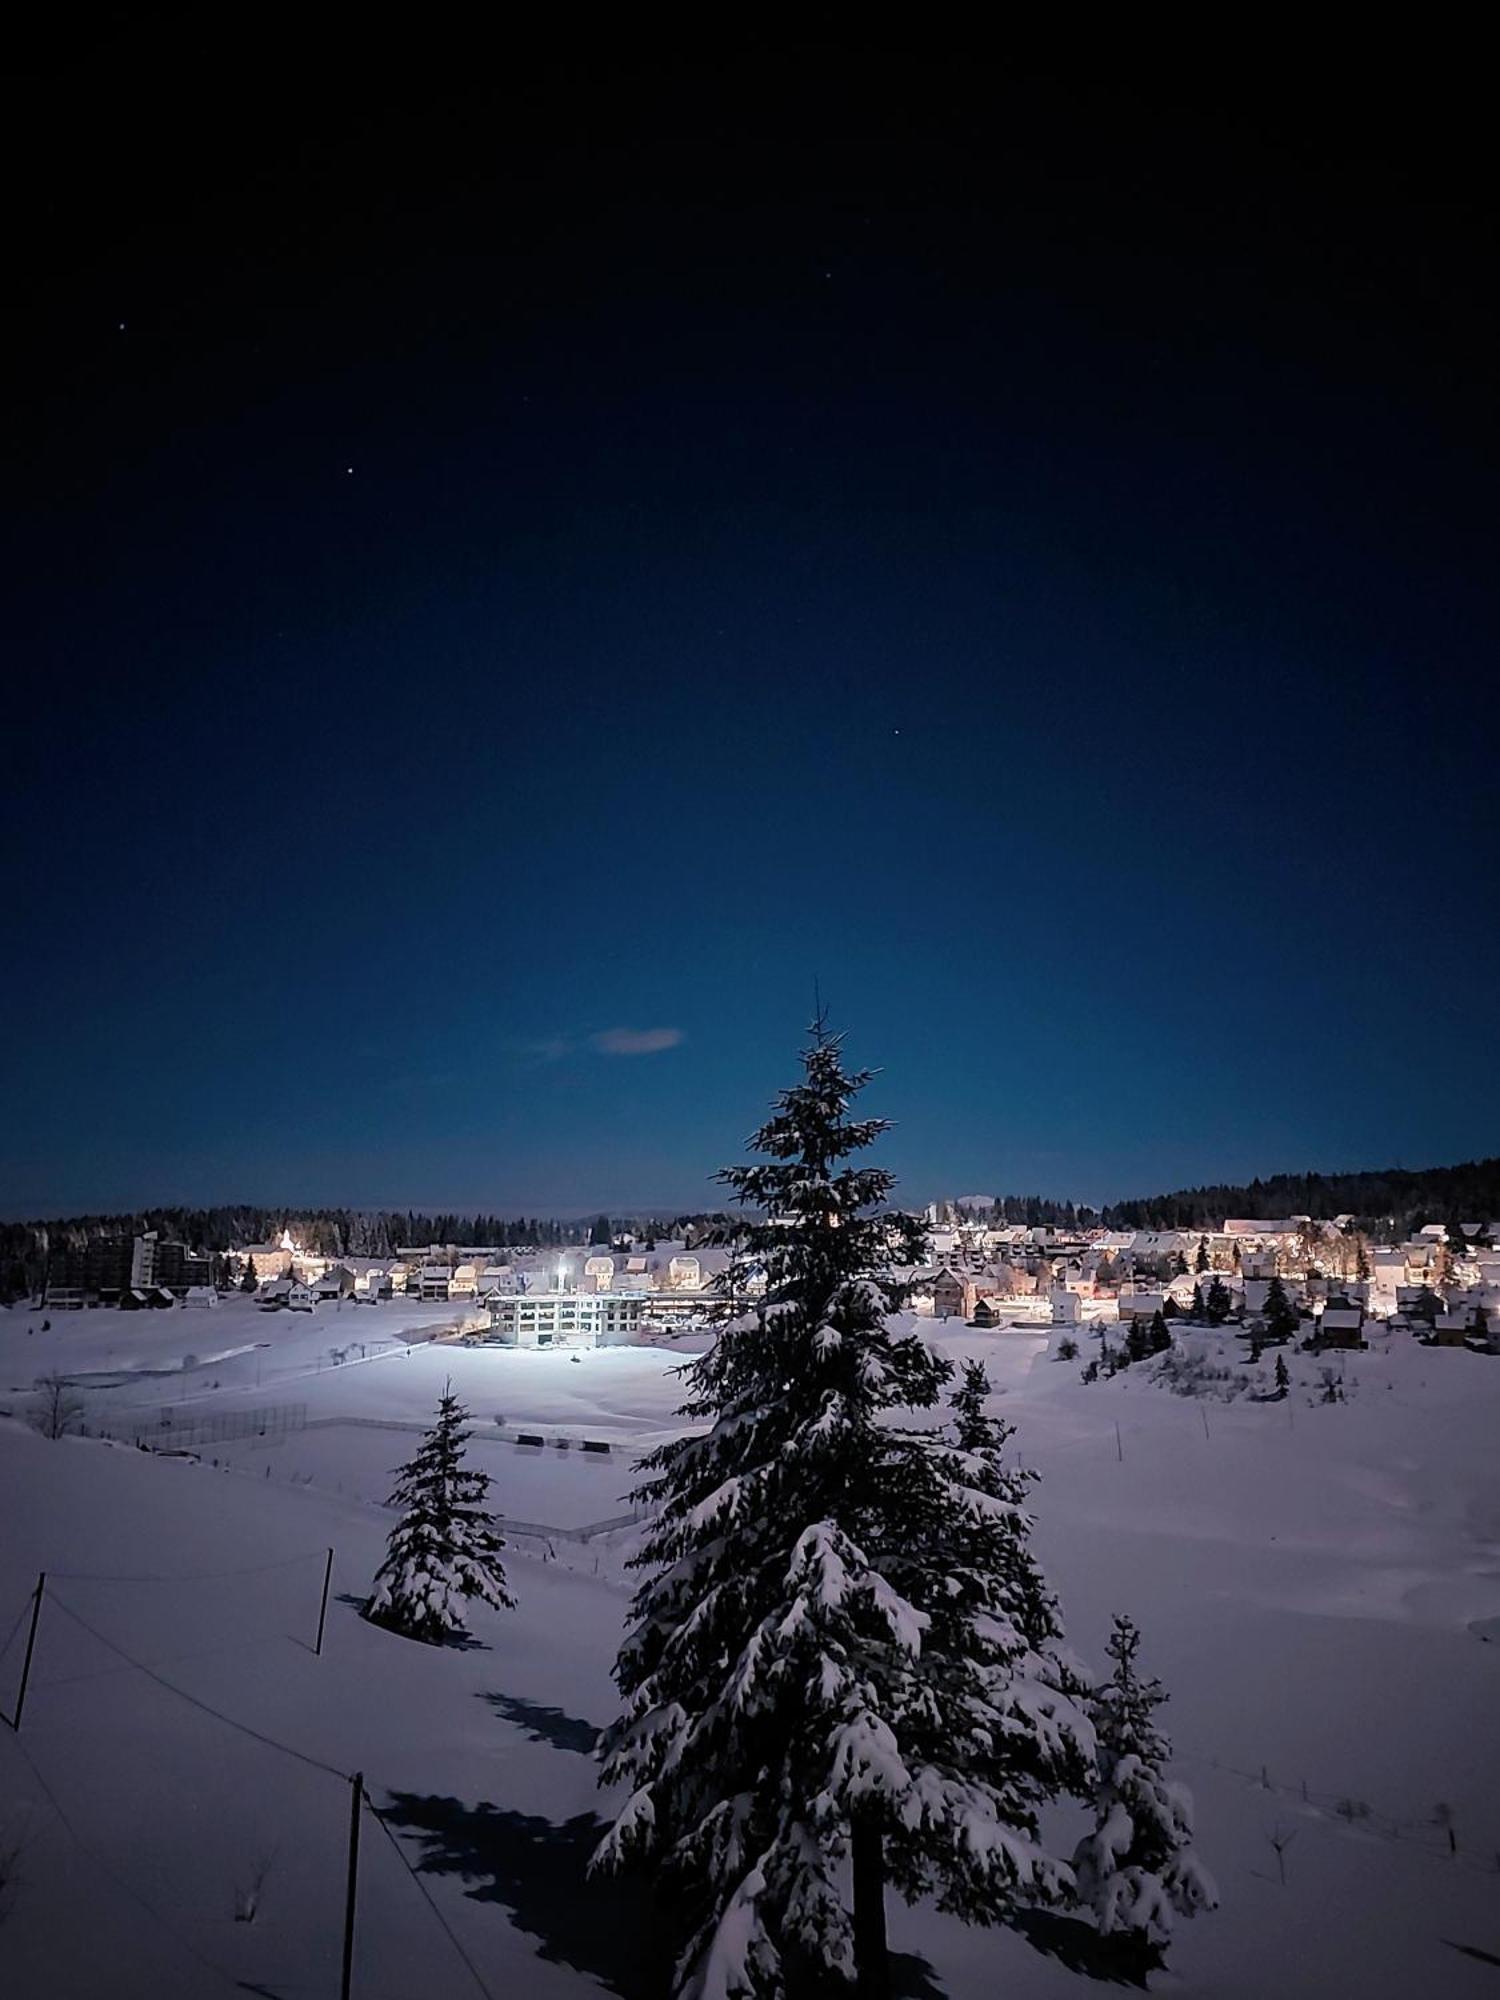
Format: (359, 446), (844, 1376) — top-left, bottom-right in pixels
(0, 1206), (729, 1305)
(950, 1157), (1500, 1235)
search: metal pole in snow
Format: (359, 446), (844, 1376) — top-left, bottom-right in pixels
(315, 1548), (334, 1657)
(1114, 1421), (1123, 1462)
(10, 1572), (46, 1731)
(340, 1771), (362, 2000)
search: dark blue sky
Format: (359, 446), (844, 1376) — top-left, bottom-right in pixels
(3, 55), (1495, 1216)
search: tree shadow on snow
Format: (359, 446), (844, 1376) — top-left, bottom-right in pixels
(481, 1691), (602, 1754)
(1444, 1939), (1500, 1969)
(334, 1593), (490, 1648)
(381, 1786), (940, 2000)
(379, 1793), (667, 1998)
(889, 1950), (945, 1999)
(1009, 1909), (1163, 1986)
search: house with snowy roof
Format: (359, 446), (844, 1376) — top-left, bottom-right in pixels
(1432, 1311), (1476, 1347)
(259, 1276), (313, 1311)
(929, 1268), (966, 1320)
(1317, 1304), (1366, 1349)
(239, 1243), (288, 1281)
(1117, 1291), (1165, 1325)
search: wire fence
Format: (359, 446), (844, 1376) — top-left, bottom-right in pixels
(2, 1521), (1496, 2000)
(1175, 1742), (1499, 1878)
(0, 1560), (502, 2000)
(85, 1401), (310, 1450)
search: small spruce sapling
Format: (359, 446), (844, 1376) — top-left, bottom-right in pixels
(363, 1384), (513, 1644)
(1073, 1615), (1217, 1950)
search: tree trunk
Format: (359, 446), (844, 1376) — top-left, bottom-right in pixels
(851, 1816), (889, 2000)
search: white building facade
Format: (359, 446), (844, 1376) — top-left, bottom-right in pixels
(484, 1291), (643, 1348)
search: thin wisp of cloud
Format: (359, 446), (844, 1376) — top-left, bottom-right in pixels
(511, 1027), (685, 1064)
(589, 1027), (684, 1056)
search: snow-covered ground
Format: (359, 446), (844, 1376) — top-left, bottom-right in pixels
(2, 1299), (1498, 1997)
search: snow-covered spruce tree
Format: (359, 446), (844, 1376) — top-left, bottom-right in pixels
(1261, 1275), (1298, 1345)
(1072, 1616), (1217, 1954)
(594, 1019), (1089, 2000)
(363, 1384), (514, 1644)
(877, 1360), (1095, 1894)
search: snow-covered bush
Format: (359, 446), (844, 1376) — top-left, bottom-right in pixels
(1149, 1349), (1249, 1402)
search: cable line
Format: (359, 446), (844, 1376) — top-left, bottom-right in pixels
(52, 1550), (325, 1584)
(0, 1592), (33, 1673)
(47, 1595), (349, 1782)
(5, 1730), (246, 1993)
(363, 1788), (499, 2000)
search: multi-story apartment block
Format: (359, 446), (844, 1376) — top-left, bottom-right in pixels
(44, 1231), (211, 1307)
(484, 1291), (643, 1348)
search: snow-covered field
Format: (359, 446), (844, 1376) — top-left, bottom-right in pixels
(2, 1298), (1498, 1997)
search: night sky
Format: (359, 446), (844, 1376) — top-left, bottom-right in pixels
(4, 53), (1495, 1216)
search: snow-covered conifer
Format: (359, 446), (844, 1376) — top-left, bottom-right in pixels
(595, 1020), (1087, 1999)
(1204, 1276), (1232, 1326)
(1262, 1275), (1298, 1345)
(1072, 1615), (1217, 1948)
(363, 1384), (513, 1644)
(873, 1358), (1095, 1919)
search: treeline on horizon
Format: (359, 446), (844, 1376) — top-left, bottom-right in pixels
(950, 1156), (1500, 1233)
(0, 1206), (725, 1304)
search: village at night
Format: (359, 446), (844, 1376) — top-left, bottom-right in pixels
(4, 40), (1496, 2000)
